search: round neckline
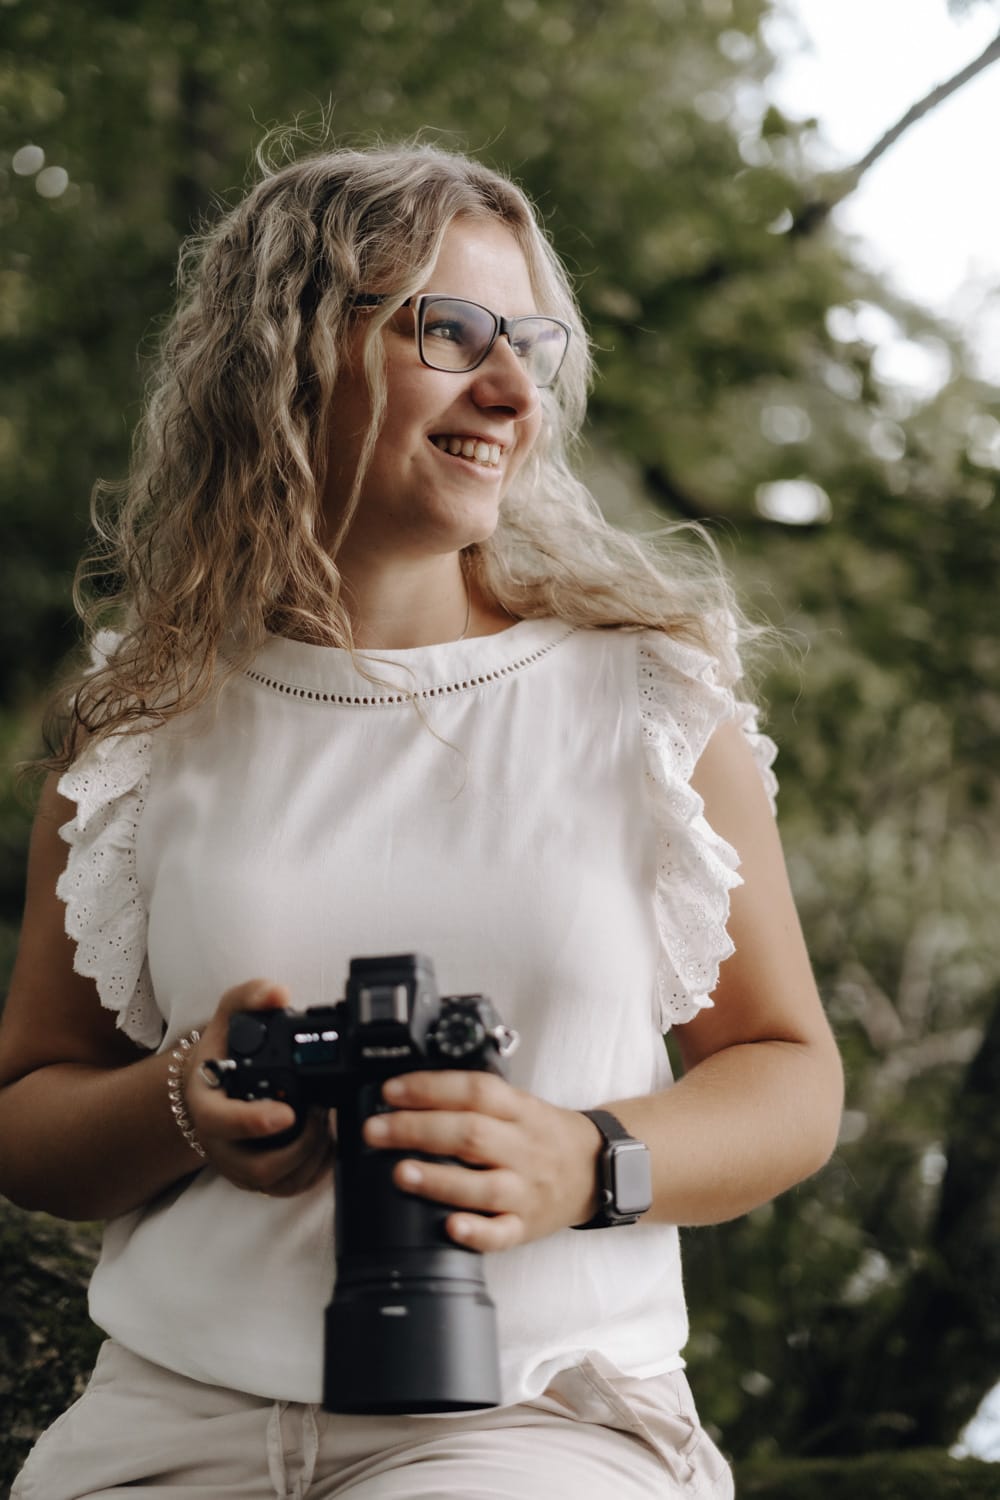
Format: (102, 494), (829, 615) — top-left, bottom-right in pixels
(240, 617), (575, 705)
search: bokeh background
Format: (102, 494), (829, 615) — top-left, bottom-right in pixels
(2, 0), (999, 1490)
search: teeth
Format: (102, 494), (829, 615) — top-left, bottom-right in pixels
(433, 436), (502, 468)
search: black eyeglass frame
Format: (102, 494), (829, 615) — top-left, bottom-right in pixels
(353, 292), (572, 389)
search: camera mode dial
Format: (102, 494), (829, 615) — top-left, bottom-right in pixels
(433, 1008), (486, 1059)
(229, 1014), (270, 1057)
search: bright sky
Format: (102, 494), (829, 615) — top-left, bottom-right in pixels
(767, 0), (1000, 384)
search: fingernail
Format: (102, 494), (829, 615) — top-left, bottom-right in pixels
(398, 1162), (422, 1186)
(383, 1079), (405, 1101)
(366, 1115), (389, 1140)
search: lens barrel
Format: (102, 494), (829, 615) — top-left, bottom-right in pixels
(324, 1118), (504, 1413)
(324, 1248), (501, 1413)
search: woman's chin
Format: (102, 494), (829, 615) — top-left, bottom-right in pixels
(423, 498), (503, 554)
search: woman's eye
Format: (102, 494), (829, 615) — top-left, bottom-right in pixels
(424, 318), (468, 345)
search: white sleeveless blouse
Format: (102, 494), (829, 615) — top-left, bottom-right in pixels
(56, 620), (776, 1405)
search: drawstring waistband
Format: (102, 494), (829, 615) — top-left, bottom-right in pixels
(267, 1402), (320, 1500)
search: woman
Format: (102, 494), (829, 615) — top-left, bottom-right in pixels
(0, 141), (843, 1498)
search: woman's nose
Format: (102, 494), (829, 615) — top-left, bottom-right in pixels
(469, 336), (539, 419)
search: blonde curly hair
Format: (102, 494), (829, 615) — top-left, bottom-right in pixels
(53, 136), (747, 766)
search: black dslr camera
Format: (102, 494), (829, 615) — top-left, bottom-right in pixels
(219, 954), (519, 1415)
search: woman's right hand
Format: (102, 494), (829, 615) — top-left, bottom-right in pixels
(184, 979), (334, 1198)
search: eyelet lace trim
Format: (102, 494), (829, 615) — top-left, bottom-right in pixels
(637, 631), (778, 1031)
(241, 629), (575, 705)
(56, 727), (162, 1051)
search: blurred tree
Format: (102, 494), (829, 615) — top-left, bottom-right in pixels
(1, 0), (999, 1463)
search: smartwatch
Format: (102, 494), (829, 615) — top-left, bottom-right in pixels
(571, 1108), (653, 1229)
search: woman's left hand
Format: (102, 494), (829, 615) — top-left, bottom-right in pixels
(360, 1071), (602, 1251)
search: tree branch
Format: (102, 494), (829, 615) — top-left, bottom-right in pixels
(792, 28), (1000, 236)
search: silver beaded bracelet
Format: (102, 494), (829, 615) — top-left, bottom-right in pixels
(167, 1029), (207, 1160)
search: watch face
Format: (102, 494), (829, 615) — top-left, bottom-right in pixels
(610, 1142), (653, 1217)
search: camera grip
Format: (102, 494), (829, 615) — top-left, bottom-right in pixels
(221, 1011), (311, 1150)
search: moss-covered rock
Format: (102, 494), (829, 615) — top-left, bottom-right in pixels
(0, 1200), (102, 1496)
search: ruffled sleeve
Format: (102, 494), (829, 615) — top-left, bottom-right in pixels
(637, 629), (779, 1031)
(54, 636), (162, 1050)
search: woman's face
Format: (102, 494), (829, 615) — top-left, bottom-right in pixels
(322, 217), (544, 565)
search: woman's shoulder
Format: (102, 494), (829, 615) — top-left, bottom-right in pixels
(634, 623), (778, 808)
(53, 639), (161, 1050)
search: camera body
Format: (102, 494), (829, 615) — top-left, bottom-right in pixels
(221, 954), (519, 1415)
(223, 952), (516, 1131)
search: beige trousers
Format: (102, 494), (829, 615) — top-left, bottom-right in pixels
(12, 1340), (734, 1499)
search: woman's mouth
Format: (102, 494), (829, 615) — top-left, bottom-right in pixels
(431, 435), (503, 469)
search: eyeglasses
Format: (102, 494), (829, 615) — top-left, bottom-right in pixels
(354, 293), (571, 389)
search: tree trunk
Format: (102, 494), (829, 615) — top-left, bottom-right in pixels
(885, 984), (1000, 1447)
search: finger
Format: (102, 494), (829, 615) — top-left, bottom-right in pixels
(251, 1135), (334, 1198)
(364, 1107), (520, 1166)
(218, 977), (292, 1018)
(220, 1113), (332, 1191)
(382, 1070), (521, 1119)
(191, 1090), (297, 1145)
(393, 1158), (520, 1214)
(446, 1210), (524, 1253)
(198, 979), (293, 1055)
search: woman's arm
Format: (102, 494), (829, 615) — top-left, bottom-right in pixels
(361, 720), (843, 1247)
(0, 775), (331, 1220)
(606, 717), (844, 1224)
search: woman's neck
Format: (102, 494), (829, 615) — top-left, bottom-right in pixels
(338, 554), (511, 649)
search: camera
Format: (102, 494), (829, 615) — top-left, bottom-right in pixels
(218, 953), (519, 1415)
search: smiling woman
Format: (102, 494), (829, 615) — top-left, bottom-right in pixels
(321, 219), (547, 639)
(0, 137), (842, 1500)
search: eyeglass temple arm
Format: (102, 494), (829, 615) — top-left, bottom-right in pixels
(352, 294), (413, 308)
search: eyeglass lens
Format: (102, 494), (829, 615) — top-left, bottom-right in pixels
(419, 298), (568, 387)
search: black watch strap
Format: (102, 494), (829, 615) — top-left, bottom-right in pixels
(582, 1108), (634, 1146)
(571, 1108), (653, 1230)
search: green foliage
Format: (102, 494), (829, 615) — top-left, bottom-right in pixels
(736, 1450), (1000, 1499)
